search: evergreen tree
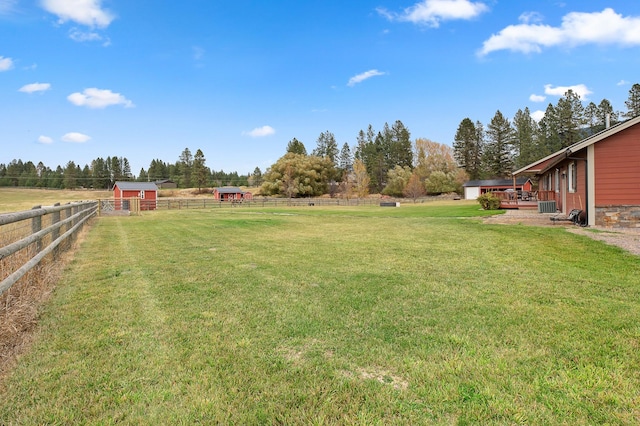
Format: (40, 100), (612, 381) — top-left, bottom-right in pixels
(483, 110), (515, 178)
(137, 168), (148, 182)
(597, 99), (619, 129)
(63, 161), (77, 189)
(556, 89), (585, 147)
(623, 83), (640, 119)
(286, 138), (307, 155)
(312, 131), (338, 164)
(388, 120), (413, 169)
(191, 149), (208, 191)
(453, 118), (483, 180)
(248, 167), (263, 187)
(178, 148), (193, 188)
(537, 103), (562, 156)
(584, 101), (599, 133)
(337, 142), (353, 179)
(512, 108), (539, 168)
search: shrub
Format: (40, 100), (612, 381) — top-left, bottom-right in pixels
(477, 193), (501, 210)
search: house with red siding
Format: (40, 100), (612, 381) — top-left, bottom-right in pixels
(113, 182), (158, 211)
(513, 115), (640, 228)
(213, 186), (253, 202)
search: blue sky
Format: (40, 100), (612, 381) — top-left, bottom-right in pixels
(2, 0), (640, 176)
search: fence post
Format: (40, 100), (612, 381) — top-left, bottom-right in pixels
(52, 203), (61, 258)
(31, 205), (42, 254)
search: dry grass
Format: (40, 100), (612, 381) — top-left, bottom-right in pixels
(0, 188), (111, 213)
(0, 222), (93, 381)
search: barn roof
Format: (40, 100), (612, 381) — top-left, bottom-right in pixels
(463, 177), (531, 187)
(215, 186), (245, 194)
(114, 181), (158, 191)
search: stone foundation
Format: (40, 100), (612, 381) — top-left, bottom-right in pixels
(595, 205), (640, 228)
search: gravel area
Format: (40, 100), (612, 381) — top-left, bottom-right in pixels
(483, 210), (640, 256)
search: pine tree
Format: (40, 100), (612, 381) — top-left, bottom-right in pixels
(191, 149), (208, 191)
(556, 89), (585, 147)
(623, 83), (640, 119)
(537, 103), (562, 156)
(286, 138), (307, 155)
(453, 118), (483, 180)
(312, 131), (338, 164)
(338, 142), (353, 179)
(597, 99), (619, 129)
(512, 108), (539, 168)
(483, 110), (514, 178)
(178, 148), (193, 188)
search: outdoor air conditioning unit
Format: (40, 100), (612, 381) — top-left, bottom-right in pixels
(538, 200), (557, 213)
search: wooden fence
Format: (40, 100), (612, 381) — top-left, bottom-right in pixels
(97, 196), (432, 213)
(0, 201), (98, 296)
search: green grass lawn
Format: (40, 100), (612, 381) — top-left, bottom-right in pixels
(1, 203), (639, 424)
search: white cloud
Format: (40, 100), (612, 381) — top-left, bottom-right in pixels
(378, 0), (488, 27)
(531, 110), (545, 122)
(69, 28), (110, 45)
(67, 88), (134, 109)
(529, 94), (546, 102)
(480, 8), (640, 56)
(243, 125), (275, 138)
(0, 0), (17, 14)
(38, 135), (53, 144)
(61, 132), (91, 143)
(19, 82), (51, 93)
(617, 80), (629, 86)
(41, 0), (115, 28)
(348, 69), (386, 87)
(544, 83), (592, 100)
(518, 11), (544, 25)
(0, 55), (14, 71)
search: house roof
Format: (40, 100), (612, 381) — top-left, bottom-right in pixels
(513, 115), (640, 176)
(463, 177), (531, 187)
(215, 186), (245, 194)
(153, 179), (174, 184)
(114, 181), (158, 191)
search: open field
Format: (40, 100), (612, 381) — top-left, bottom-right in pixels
(1, 203), (639, 424)
(0, 188), (112, 213)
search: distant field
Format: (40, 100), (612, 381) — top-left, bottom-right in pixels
(1, 203), (639, 424)
(0, 188), (112, 213)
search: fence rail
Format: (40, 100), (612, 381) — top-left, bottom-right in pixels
(0, 201), (98, 296)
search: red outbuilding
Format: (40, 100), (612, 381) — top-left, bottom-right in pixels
(113, 181), (158, 211)
(213, 186), (253, 202)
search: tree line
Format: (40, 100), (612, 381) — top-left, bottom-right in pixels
(257, 120), (466, 199)
(0, 149), (249, 190)
(3, 83), (637, 196)
(453, 83), (640, 180)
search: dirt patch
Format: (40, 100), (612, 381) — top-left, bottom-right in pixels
(483, 210), (640, 256)
(566, 227), (640, 256)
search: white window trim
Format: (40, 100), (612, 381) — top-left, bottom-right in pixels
(568, 162), (576, 193)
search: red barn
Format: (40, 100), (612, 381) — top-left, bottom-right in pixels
(213, 186), (253, 202)
(113, 182), (158, 211)
(514, 115), (640, 228)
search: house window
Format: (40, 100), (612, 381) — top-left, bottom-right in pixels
(568, 162), (577, 193)
(554, 169), (560, 192)
(140, 190), (145, 199)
